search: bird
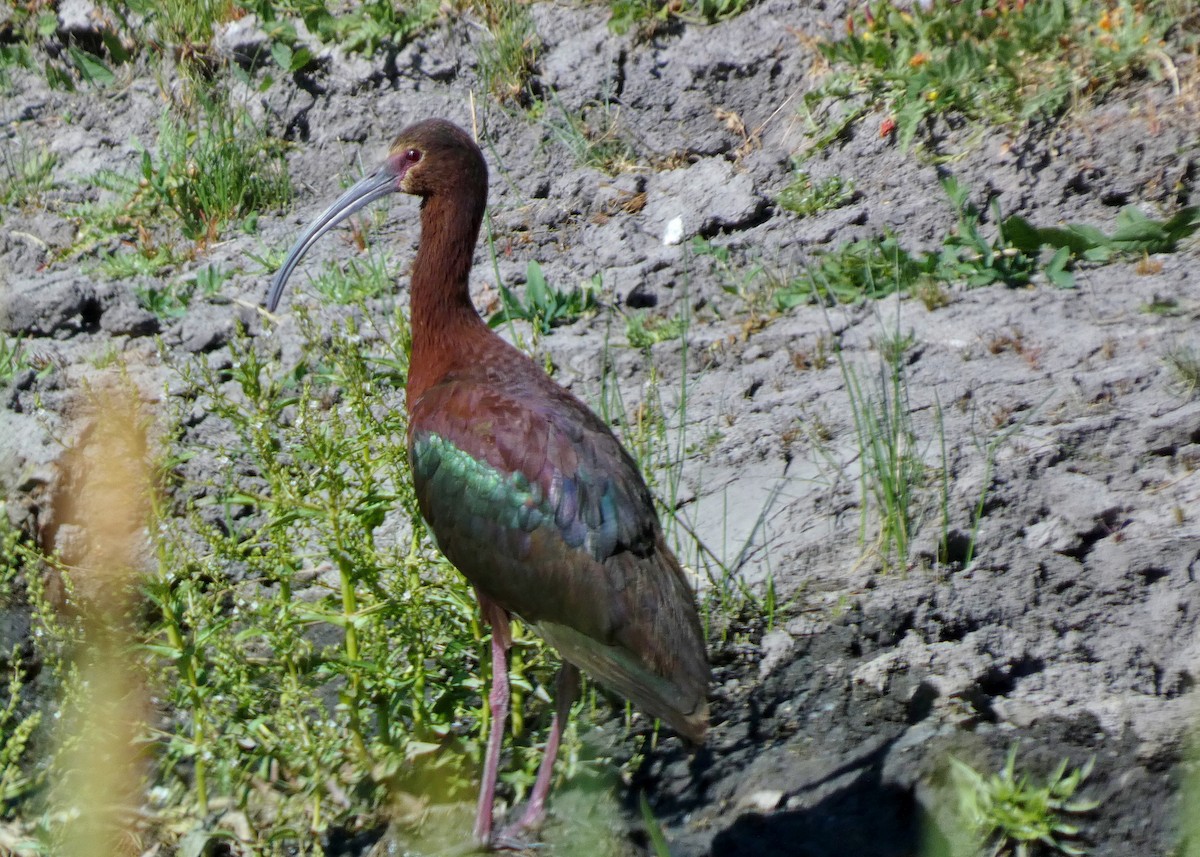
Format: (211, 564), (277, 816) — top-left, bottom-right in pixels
(265, 118), (710, 849)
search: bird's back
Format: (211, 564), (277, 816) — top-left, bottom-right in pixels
(407, 335), (709, 741)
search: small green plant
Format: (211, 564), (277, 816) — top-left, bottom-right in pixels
(839, 328), (926, 569)
(782, 232), (929, 308)
(133, 264), (231, 318)
(625, 311), (688, 350)
(489, 261), (600, 335)
(778, 166), (855, 217)
(948, 745), (1099, 857)
(544, 96), (637, 174)
(776, 180), (1200, 309)
(1165, 344), (1200, 399)
(608, 0), (750, 36)
(691, 237), (787, 321)
(0, 141), (57, 208)
(811, 0), (1175, 151)
(308, 249), (397, 304)
(1001, 204), (1200, 288)
(474, 0), (541, 106)
(0, 335), (30, 386)
(72, 91), (290, 272)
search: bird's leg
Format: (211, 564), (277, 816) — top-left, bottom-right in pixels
(506, 663), (581, 836)
(474, 594), (512, 847)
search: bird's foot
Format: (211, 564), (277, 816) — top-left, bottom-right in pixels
(483, 806), (548, 852)
(485, 827), (544, 853)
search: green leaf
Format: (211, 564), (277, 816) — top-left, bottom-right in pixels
(1044, 246), (1074, 288)
(271, 41), (294, 70)
(68, 46), (115, 86)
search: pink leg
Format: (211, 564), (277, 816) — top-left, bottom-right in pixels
(507, 663), (581, 835)
(474, 594), (512, 846)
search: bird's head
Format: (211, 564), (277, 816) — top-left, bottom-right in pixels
(265, 118), (487, 313)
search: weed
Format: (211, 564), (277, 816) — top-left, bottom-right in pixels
(0, 140), (57, 208)
(545, 96), (638, 174)
(1165, 344), (1200, 399)
(308, 248), (398, 305)
(777, 179), (1200, 309)
(783, 232), (929, 308)
(812, 0), (1175, 151)
(947, 745), (1099, 857)
(625, 311), (688, 350)
(692, 237), (785, 321)
(840, 333), (926, 570)
(608, 0), (751, 37)
(133, 264), (230, 318)
(1141, 295), (1182, 316)
(71, 91), (290, 272)
(0, 522), (43, 813)
(0, 335), (30, 386)
(474, 0), (541, 106)
(777, 166), (855, 217)
(489, 260), (600, 335)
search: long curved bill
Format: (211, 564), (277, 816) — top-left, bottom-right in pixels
(265, 168), (398, 312)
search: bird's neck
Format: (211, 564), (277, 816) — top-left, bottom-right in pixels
(407, 191), (490, 406)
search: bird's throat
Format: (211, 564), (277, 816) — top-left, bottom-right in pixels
(406, 191), (489, 406)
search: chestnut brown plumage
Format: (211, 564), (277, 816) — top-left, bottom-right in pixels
(266, 118), (710, 848)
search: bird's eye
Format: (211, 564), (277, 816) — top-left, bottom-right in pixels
(406, 148), (421, 163)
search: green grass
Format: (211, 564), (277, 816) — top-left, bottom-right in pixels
(0, 140), (57, 208)
(307, 248), (399, 305)
(944, 746), (1099, 857)
(625, 310), (688, 350)
(810, 0), (1178, 151)
(70, 90), (290, 275)
(777, 166), (856, 218)
(839, 324), (928, 570)
(608, 0), (753, 38)
(474, 0), (541, 106)
(134, 263), (230, 318)
(489, 260), (601, 336)
(0, 335), (30, 387)
(776, 179), (1200, 309)
(544, 96), (638, 174)
(1165, 343), (1200, 399)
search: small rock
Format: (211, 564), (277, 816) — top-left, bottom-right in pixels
(758, 629), (795, 678)
(739, 789), (784, 813)
(642, 158), (766, 242)
(99, 300), (159, 338)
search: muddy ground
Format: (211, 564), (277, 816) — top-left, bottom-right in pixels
(2, 0), (1200, 855)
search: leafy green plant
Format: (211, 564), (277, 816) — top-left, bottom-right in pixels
(72, 91), (290, 274)
(937, 177), (1043, 288)
(1165, 344), (1200, 399)
(308, 248), (398, 304)
(948, 746), (1099, 857)
(544, 96), (637, 174)
(475, 0), (541, 106)
(489, 260), (600, 335)
(0, 141), (57, 208)
(811, 0), (1175, 151)
(782, 233), (929, 308)
(778, 166), (855, 217)
(625, 311), (688, 350)
(132, 264), (229, 318)
(0, 335), (30, 387)
(608, 0), (751, 36)
(776, 179), (1200, 309)
(1002, 205), (1200, 287)
(839, 326), (927, 570)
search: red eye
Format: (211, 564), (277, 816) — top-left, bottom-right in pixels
(406, 148), (421, 163)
